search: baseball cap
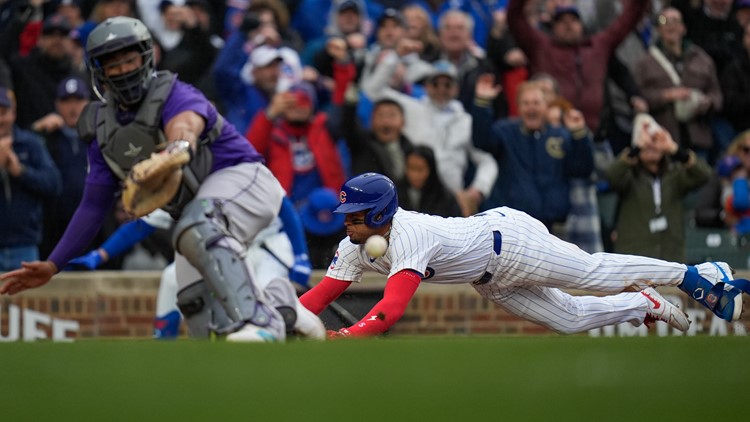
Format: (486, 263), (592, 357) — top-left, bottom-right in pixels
(300, 188), (346, 236)
(338, 0), (361, 14)
(737, 0), (750, 10)
(717, 155), (743, 178)
(0, 87), (14, 108)
(288, 82), (317, 109)
(378, 8), (405, 28)
(552, 5), (581, 22)
(42, 14), (72, 35)
(426, 60), (458, 81)
(250, 45), (283, 68)
(56, 77), (90, 100)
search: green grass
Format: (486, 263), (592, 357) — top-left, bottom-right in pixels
(1, 336), (747, 421)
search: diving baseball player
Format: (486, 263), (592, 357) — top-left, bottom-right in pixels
(301, 173), (749, 337)
(0, 17), (289, 342)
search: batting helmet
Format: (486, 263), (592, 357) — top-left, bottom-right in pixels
(335, 173), (398, 228)
(86, 17), (154, 106)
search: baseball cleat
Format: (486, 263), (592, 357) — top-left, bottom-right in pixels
(688, 262), (744, 322)
(641, 287), (690, 332)
(226, 323), (279, 343)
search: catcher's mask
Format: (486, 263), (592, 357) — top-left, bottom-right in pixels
(86, 16), (155, 106)
(335, 173), (398, 229)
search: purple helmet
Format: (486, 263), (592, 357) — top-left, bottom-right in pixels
(335, 173), (398, 228)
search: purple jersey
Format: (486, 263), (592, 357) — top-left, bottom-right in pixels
(86, 80), (264, 187)
(48, 80), (265, 269)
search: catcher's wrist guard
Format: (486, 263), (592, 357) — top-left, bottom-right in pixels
(166, 139), (192, 157)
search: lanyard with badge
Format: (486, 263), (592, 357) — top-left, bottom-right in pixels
(649, 177), (668, 233)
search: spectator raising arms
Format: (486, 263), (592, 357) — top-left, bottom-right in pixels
(605, 114), (711, 262)
(507, 0), (649, 135)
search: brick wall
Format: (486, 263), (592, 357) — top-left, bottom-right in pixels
(1, 271), (748, 340)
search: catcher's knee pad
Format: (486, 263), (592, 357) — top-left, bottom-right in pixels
(173, 199), (276, 328)
(176, 280), (231, 338)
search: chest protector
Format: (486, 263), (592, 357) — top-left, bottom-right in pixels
(78, 71), (223, 217)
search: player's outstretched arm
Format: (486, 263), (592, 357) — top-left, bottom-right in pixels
(331, 270), (421, 338)
(0, 261), (57, 295)
(67, 219), (157, 270)
(299, 276), (352, 314)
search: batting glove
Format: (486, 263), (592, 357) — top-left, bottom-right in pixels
(289, 253), (312, 287)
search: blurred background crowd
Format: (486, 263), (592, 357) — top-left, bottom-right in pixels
(2, 0), (750, 272)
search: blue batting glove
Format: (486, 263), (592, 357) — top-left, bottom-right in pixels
(289, 253), (312, 287)
(66, 250), (104, 270)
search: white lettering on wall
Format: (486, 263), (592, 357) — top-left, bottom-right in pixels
(0, 304), (79, 342)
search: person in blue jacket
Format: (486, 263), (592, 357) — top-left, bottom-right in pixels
(472, 79), (594, 227)
(0, 87), (62, 271)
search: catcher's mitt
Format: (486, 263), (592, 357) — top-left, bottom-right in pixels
(122, 140), (192, 218)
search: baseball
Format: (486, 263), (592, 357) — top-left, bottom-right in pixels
(364, 235), (388, 258)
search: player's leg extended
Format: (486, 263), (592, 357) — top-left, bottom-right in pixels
(153, 262), (181, 339)
(494, 209), (746, 322)
(474, 284), (689, 333)
(495, 208), (687, 292)
(173, 199), (285, 340)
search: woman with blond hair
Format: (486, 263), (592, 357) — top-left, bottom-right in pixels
(402, 5), (441, 62)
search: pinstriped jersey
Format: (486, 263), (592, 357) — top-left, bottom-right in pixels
(326, 208), (495, 284)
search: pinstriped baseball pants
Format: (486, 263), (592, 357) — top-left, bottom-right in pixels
(473, 208), (687, 334)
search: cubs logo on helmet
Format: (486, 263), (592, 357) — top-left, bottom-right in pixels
(334, 173), (398, 228)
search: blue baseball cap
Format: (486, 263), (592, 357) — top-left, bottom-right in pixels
(300, 188), (346, 236)
(56, 77), (90, 100)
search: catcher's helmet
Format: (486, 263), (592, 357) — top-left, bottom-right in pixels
(86, 17), (154, 106)
(335, 173), (398, 228)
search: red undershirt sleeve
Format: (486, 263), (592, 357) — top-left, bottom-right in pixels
(299, 276), (353, 315)
(344, 269), (422, 337)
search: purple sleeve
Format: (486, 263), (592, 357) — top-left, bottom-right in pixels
(162, 81), (216, 136)
(47, 182), (118, 270)
(47, 142), (119, 270)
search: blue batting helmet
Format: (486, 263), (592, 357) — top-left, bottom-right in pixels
(335, 173), (398, 228)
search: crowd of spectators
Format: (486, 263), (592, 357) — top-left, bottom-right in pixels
(2, 0), (750, 271)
